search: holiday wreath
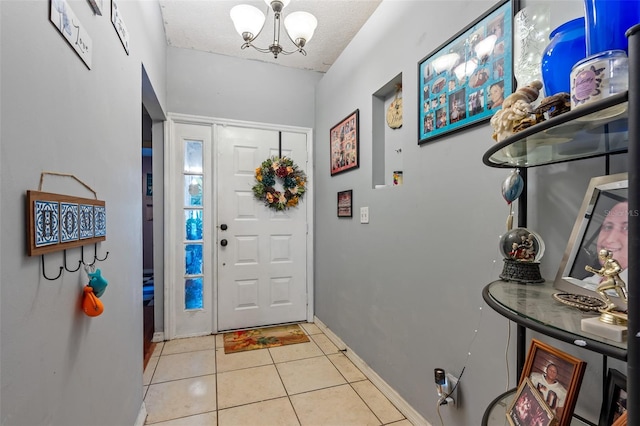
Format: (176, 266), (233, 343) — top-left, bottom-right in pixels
(252, 156), (306, 211)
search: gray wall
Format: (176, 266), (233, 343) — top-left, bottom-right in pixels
(314, 0), (628, 424)
(167, 47), (323, 128)
(0, 1), (167, 424)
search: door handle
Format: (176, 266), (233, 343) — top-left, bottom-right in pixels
(220, 224), (228, 231)
(220, 239), (228, 247)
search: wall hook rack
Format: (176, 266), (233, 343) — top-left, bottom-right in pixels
(63, 249), (82, 272)
(41, 255), (63, 281)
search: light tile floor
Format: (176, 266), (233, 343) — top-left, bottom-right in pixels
(143, 323), (414, 426)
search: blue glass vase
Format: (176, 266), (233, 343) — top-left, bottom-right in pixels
(541, 18), (586, 95)
(584, 0), (640, 56)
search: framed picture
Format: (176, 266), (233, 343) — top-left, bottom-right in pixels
(520, 339), (587, 426)
(554, 173), (629, 308)
(599, 368), (627, 426)
(330, 110), (359, 176)
(337, 190), (353, 218)
(508, 377), (557, 426)
(418, 0), (515, 144)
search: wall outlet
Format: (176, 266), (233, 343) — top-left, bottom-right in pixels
(440, 373), (458, 407)
(360, 207), (369, 224)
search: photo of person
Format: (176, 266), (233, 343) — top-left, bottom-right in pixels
(468, 89), (485, 116)
(488, 80), (504, 109)
(568, 189), (629, 292)
(435, 107), (447, 129)
(494, 57), (505, 79)
(424, 113), (435, 133)
(509, 379), (554, 426)
(469, 67), (490, 88)
(488, 13), (505, 40)
(448, 79), (456, 92)
(432, 77), (446, 94)
(530, 362), (568, 421)
(448, 89), (466, 123)
(494, 40), (505, 56)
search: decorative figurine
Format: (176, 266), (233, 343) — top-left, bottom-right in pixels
(501, 169), (524, 231)
(498, 227), (545, 284)
(490, 80), (543, 142)
(585, 249), (628, 325)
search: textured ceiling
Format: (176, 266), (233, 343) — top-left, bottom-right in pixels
(158, 0), (382, 73)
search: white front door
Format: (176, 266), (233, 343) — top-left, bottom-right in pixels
(165, 115), (312, 339)
(216, 125), (309, 331)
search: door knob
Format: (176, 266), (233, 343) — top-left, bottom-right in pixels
(220, 224), (228, 231)
(220, 239), (228, 247)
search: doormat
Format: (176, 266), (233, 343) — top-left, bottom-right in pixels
(223, 324), (310, 354)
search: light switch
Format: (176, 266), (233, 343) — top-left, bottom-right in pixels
(360, 207), (369, 224)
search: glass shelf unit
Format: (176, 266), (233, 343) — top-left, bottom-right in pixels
(483, 92), (629, 168)
(482, 280), (627, 361)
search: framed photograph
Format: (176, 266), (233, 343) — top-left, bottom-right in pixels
(554, 173), (629, 308)
(599, 368), (627, 426)
(330, 110), (359, 176)
(418, 0), (514, 144)
(520, 339), (587, 426)
(337, 190), (353, 218)
(508, 377), (557, 426)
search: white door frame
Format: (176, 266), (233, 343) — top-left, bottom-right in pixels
(164, 113), (314, 339)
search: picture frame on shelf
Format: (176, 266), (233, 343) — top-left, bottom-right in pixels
(554, 173), (629, 308)
(418, 0), (514, 145)
(507, 377), (557, 426)
(330, 110), (359, 176)
(337, 190), (353, 218)
(599, 368), (627, 426)
(520, 339), (587, 426)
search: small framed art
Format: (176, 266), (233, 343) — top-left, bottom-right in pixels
(519, 339), (587, 426)
(599, 368), (627, 426)
(554, 173), (629, 308)
(337, 190), (353, 218)
(418, 0), (514, 144)
(330, 110), (359, 176)
(508, 377), (557, 426)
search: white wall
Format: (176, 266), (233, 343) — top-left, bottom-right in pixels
(0, 1), (167, 424)
(167, 47), (323, 128)
(313, 0), (628, 424)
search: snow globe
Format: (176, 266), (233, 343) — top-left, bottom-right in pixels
(499, 227), (545, 283)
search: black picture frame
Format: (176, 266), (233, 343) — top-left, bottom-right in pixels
(599, 369), (627, 426)
(337, 190), (353, 218)
(418, 0), (516, 144)
(330, 110), (359, 176)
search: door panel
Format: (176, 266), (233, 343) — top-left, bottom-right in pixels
(168, 122), (213, 339)
(216, 125), (308, 331)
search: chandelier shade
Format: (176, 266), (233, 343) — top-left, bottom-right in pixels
(230, 5), (265, 40)
(230, 0), (317, 58)
(284, 11), (318, 46)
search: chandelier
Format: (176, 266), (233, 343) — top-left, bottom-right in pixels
(230, 0), (318, 58)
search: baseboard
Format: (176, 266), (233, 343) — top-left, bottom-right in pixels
(313, 316), (430, 426)
(135, 402), (147, 426)
(152, 332), (164, 343)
